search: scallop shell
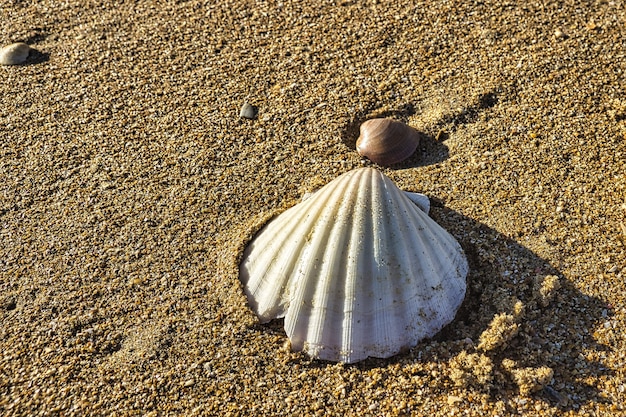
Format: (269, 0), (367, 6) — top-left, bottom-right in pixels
(0, 43), (31, 66)
(356, 118), (420, 165)
(239, 168), (468, 363)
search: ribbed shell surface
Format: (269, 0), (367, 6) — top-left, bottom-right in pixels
(239, 168), (468, 363)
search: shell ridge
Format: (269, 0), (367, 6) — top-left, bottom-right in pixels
(345, 168), (381, 362)
(403, 203), (459, 292)
(286, 170), (362, 355)
(438, 248), (469, 311)
(386, 187), (467, 343)
(332, 169), (368, 361)
(365, 170), (388, 359)
(241, 204), (328, 321)
(241, 193), (328, 285)
(390, 186), (433, 348)
(245, 174), (353, 322)
(284, 178), (350, 344)
(405, 203), (443, 289)
(411, 213), (468, 333)
(322, 169), (376, 361)
(339, 171), (372, 363)
(308, 170), (362, 359)
(382, 175), (428, 352)
(408, 218), (463, 323)
(308, 168), (375, 362)
(364, 171), (404, 359)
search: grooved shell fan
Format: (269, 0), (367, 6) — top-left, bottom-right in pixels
(239, 167), (468, 363)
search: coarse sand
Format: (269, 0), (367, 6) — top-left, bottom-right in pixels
(1, 0), (625, 415)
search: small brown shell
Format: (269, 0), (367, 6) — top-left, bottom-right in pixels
(356, 118), (420, 166)
(0, 43), (31, 66)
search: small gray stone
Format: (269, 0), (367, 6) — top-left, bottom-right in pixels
(0, 42), (31, 66)
(240, 103), (258, 119)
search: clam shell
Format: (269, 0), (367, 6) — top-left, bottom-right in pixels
(0, 42), (31, 66)
(356, 118), (420, 165)
(239, 167), (468, 363)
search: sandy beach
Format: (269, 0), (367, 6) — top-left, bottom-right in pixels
(1, 0), (625, 415)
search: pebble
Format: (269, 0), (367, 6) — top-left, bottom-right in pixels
(0, 42), (31, 65)
(240, 102), (258, 119)
(447, 395), (463, 405)
(543, 386), (567, 405)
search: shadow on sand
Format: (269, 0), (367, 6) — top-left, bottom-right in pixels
(260, 203), (611, 411)
(340, 92), (501, 169)
(340, 102), (451, 169)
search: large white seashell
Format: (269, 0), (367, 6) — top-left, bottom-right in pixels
(239, 167), (468, 363)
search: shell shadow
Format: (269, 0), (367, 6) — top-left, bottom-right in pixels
(341, 91), (501, 169)
(8, 28), (51, 66)
(25, 48), (50, 65)
(340, 103), (450, 169)
(280, 201), (611, 410)
(428, 202), (612, 409)
(23, 28), (50, 44)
